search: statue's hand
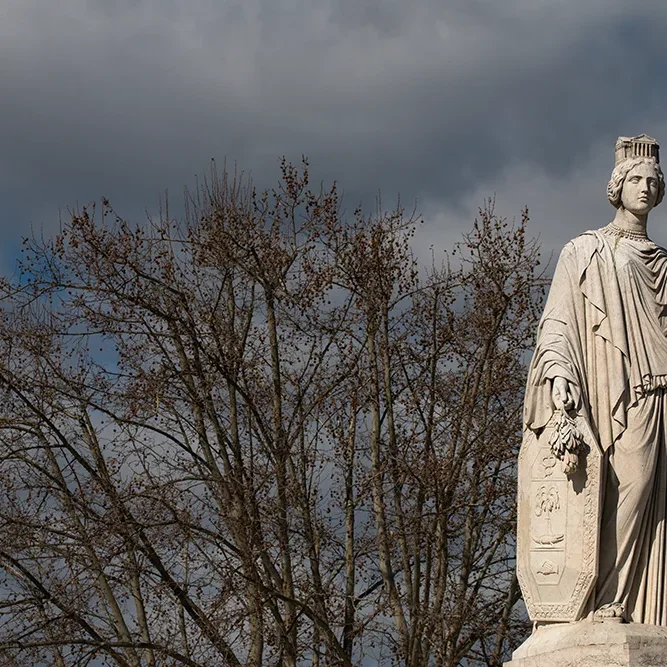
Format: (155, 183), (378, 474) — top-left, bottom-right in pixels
(551, 377), (574, 411)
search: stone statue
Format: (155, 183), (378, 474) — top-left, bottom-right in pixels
(521, 134), (667, 625)
(509, 135), (667, 666)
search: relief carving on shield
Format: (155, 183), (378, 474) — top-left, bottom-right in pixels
(516, 411), (603, 622)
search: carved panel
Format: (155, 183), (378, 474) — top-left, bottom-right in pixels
(517, 412), (602, 622)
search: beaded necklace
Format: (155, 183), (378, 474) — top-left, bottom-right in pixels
(604, 222), (651, 242)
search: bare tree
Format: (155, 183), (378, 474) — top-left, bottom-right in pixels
(0, 160), (540, 666)
(325, 200), (541, 665)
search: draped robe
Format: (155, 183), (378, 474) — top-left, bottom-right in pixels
(524, 227), (667, 623)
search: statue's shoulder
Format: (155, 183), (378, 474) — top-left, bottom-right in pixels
(558, 230), (603, 263)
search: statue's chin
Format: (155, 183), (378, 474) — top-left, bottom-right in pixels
(624, 202), (654, 216)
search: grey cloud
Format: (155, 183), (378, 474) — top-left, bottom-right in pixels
(1, 0), (667, 257)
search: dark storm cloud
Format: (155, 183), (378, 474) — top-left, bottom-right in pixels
(1, 0), (667, 270)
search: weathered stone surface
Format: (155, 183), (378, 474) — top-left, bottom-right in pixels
(505, 622), (667, 667)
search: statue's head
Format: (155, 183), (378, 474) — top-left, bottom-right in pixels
(608, 135), (665, 212)
(607, 157), (665, 212)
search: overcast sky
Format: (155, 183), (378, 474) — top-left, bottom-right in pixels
(2, 0), (667, 272)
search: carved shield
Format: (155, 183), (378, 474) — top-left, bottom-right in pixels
(516, 412), (602, 622)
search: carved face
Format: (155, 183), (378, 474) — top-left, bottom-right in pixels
(621, 162), (660, 215)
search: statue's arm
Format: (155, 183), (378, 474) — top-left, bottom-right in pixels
(526, 241), (584, 427)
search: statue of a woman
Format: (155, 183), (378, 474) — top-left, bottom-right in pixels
(524, 135), (667, 624)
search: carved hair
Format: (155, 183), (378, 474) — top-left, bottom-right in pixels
(607, 157), (665, 209)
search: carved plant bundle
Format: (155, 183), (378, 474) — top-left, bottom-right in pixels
(549, 408), (584, 475)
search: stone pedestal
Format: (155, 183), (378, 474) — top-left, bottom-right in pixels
(505, 621), (667, 666)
